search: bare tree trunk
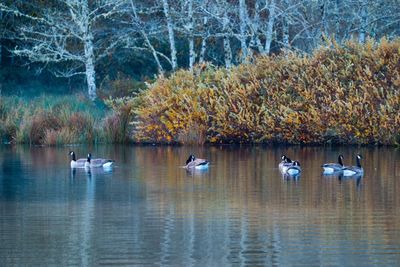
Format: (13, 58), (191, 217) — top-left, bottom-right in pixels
(199, 38), (207, 64)
(130, 0), (163, 74)
(334, 0), (341, 39)
(265, 0), (276, 54)
(188, 0), (195, 71)
(223, 36), (232, 68)
(222, 9), (232, 68)
(199, 17), (207, 64)
(189, 38), (195, 71)
(144, 35), (164, 74)
(252, 0), (265, 54)
(282, 0), (290, 49)
(239, 0), (248, 62)
(359, 0), (368, 43)
(82, 1), (96, 100)
(161, 0), (178, 70)
(84, 33), (97, 101)
(321, 1), (328, 36)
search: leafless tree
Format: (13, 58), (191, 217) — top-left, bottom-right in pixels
(128, 1), (164, 74)
(161, 0), (178, 71)
(0, 0), (125, 100)
(2, 0), (400, 86)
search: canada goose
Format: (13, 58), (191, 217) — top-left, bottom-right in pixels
(322, 155), (344, 173)
(70, 151), (86, 168)
(285, 161), (301, 175)
(84, 155), (90, 169)
(279, 155), (294, 173)
(185, 154), (209, 169)
(342, 154), (363, 176)
(85, 153), (114, 168)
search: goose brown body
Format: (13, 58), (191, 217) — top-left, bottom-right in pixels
(185, 155), (209, 169)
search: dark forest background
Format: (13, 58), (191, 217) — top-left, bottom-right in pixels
(1, 0), (400, 98)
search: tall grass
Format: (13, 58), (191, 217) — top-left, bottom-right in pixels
(132, 38), (400, 145)
(0, 94), (131, 145)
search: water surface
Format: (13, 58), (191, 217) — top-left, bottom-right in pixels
(0, 145), (400, 266)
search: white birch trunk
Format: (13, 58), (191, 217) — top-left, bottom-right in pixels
(144, 34), (164, 74)
(199, 38), (206, 64)
(359, 0), (368, 43)
(161, 0), (178, 70)
(335, 0), (340, 39)
(82, 1), (96, 100)
(223, 37), (232, 68)
(282, 2), (290, 48)
(199, 17), (208, 64)
(84, 34), (97, 101)
(265, 0), (276, 54)
(130, 1), (163, 74)
(239, 0), (248, 62)
(222, 9), (232, 68)
(188, 0), (195, 72)
(321, 1), (328, 36)
(252, 0), (265, 54)
(189, 38), (195, 71)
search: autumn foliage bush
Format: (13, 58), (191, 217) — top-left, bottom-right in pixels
(133, 38), (400, 145)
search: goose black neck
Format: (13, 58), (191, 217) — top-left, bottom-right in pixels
(71, 153), (76, 161)
(338, 156), (343, 166)
(186, 155), (195, 165)
(356, 157), (362, 168)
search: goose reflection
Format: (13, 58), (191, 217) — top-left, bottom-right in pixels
(68, 160), (96, 266)
(70, 168), (77, 180)
(185, 166), (209, 178)
(338, 173), (363, 190)
(70, 165), (113, 182)
(281, 172), (301, 181)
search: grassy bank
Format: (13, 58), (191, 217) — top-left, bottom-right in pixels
(0, 95), (132, 145)
(133, 38), (400, 145)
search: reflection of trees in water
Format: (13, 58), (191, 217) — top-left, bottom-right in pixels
(127, 145), (400, 265)
(1, 146), (400, 265)
(70, 167), (113, 266)
(130, 145), (400, 214)
(0, 147), (24, 200)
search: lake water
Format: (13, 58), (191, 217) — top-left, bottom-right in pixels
(0, 145), (399, 266)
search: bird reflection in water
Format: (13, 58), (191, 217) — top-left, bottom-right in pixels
(281, 172), (301, 182)
(70, 166), (113, 181)
(185, 166), (209, 178)
(338, 173), (363, 190)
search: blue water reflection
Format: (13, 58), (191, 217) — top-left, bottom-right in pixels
(0, 145), (399, 266)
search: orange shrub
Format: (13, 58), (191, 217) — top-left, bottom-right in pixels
(133, 38), (400, 145)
